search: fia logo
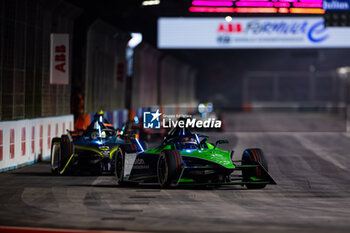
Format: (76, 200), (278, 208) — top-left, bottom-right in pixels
(143, 110), (161, 129)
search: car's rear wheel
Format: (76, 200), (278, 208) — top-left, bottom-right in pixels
(157, 150), (182, 188)
(110, 152), (116, 175)
(59, 135), (73, 175)
(50, 137), (61, 174)
(242, 148), (268, 189)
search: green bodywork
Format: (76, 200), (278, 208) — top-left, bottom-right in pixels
(141, 139), (276, 187)
(145, 142), (234, 169)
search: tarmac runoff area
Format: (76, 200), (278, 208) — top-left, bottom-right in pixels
(0, 112), (350, 233)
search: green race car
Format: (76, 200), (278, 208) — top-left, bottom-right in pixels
(114, 122), (276, 189)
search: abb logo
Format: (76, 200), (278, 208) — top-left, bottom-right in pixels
(50, 34), (69, 85)
(55, 45), (66, 73)
(217, 23), (242, 33)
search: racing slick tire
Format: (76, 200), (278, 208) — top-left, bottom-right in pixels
(242, 148), (268, 189)
(59, 135), (73, 175)
(114, 148), (125, 185)
(157, 149), (182, 188)
(114, 142), (141, 185)
(110, 152), (116, 176)
(50, 137), (61, 174)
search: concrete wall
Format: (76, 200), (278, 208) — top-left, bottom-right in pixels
(0, 115), (73, 172)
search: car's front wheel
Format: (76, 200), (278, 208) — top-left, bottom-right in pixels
(242, 148), (268, 189)
(114, 148), (125, 185)
(50, 137), (61, 174)
(58, 135), (72, 175)
(157, 150), (182, 188)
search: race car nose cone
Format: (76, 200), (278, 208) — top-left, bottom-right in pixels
(101, 150), (110, 157)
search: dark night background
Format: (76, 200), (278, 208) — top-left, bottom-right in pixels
(67, 0), (350, 107)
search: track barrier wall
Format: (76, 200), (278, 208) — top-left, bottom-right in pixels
(0, 115), (73, 172)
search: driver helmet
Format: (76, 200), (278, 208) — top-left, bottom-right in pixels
(92, 120), (104, 138)
(91, 131), (106, 139)
(180, 137), (197, 146)
(94, 110), (104, 123)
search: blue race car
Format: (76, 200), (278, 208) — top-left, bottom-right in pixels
(50, 111), (142, 175)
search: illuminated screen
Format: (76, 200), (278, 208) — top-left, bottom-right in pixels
(189, 0), (325, 14)
(158, 17), (350, 49)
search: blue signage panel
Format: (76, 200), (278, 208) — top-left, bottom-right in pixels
(323, 0), (350, 11)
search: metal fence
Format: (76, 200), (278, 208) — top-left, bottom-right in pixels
(132, 45), (197, 109)
(84, 20), (130, 113)
(0, 0), (80, 121)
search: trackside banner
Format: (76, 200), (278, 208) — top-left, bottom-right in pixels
(50, 34), (69, 84)
(158, 17), (350, 49)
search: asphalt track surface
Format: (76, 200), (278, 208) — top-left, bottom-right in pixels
(1, 112), (350, 233)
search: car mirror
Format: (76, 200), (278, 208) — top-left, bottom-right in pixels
(200, 137), (208, 145)
(214, 140), (229, 149)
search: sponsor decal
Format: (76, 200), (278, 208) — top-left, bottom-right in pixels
(308, 21), (329, 43)
(217, 23), (242, 33)
(50, 34), (69, 84)
(132, 158), (149, 169)
(323, 0), (350, 10)
(217, 19), (329, 44)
